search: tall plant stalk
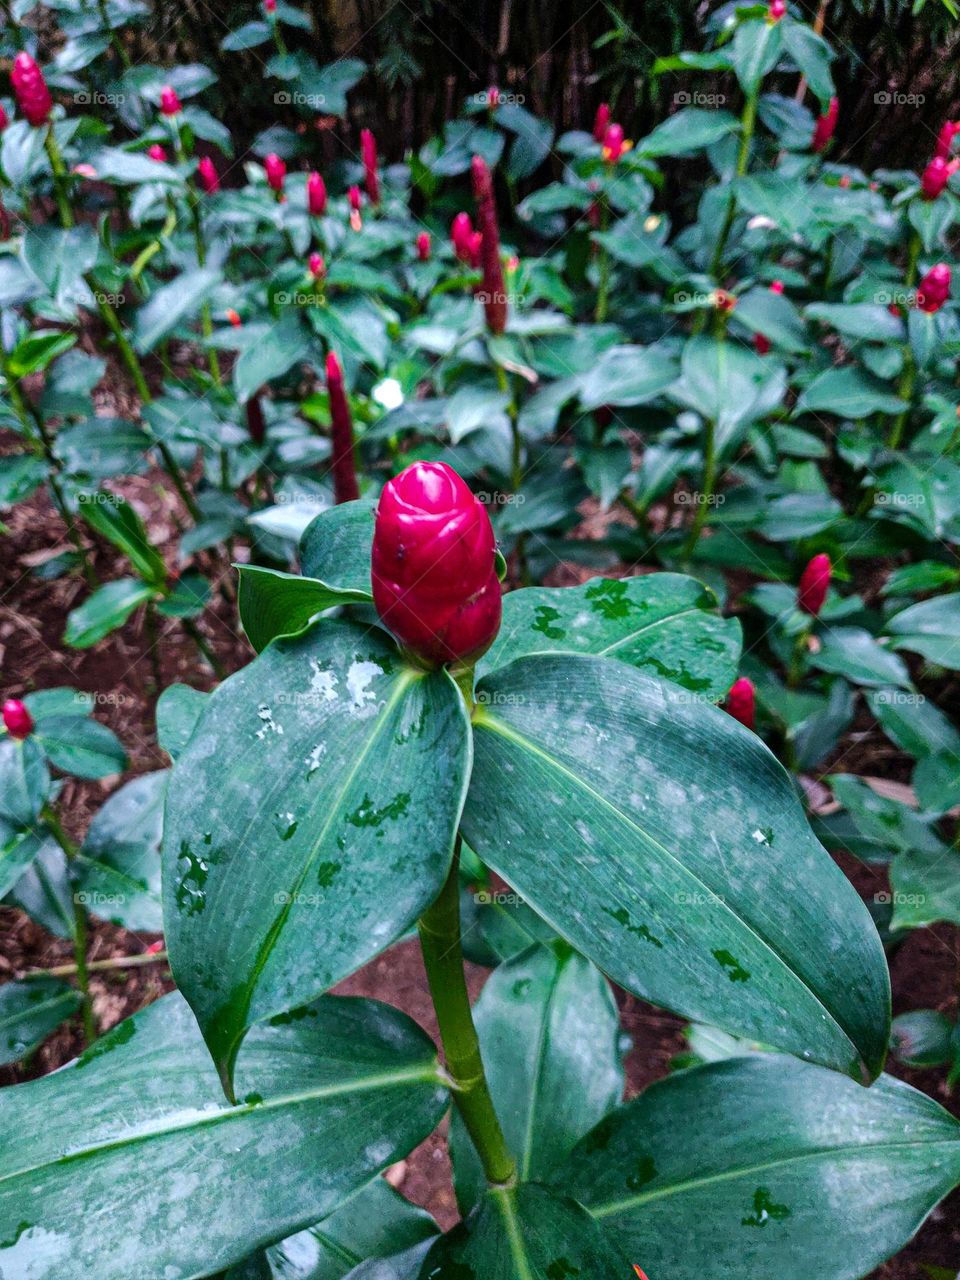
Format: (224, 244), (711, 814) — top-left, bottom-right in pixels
(40, 804), (96, 1044)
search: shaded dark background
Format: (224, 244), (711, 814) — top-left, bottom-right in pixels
(113, 0), (960, 168)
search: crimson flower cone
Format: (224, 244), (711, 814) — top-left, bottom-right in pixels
(197, 156), (219, 193)
(2, 698), (34, 739)
(371, 461), (502, 666)
(264, 153), (286, 193)
(797, 553), (831, 616)
(307, 171), (327, 216)
(917, 263), (951, 313)
(325, 352), (360, 505)
(725, 678), (756, 731)
(11, 53), (52, 127)
(471, 156), (507, 334)
(812, 96), (839, 152)
(361, 128), (380, 204)
(160, 85), (181, 116)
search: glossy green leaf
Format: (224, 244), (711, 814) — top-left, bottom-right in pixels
(672, 338), (785, 451)
(420, 1184), (625, 1279)
(480, 573), (741, 700)
(891, 1010), (955, 1067)
(890, 845), (960, 930)
(133, 268), (223, 354)
(809, 627), (912, 689)
(0, 977), (80, 1065)
(0, 993), (447, 1280)
(0, 737), (49, 827)
(451, 943), (623, 1213)
(884, 594), (960, 670)
(233, 312), (312, 402)
(156, 684), (209, 761)
(74, 772), (167, 931)
(163, 620), (470, 1094)
(7, 331), (77, 379)
(782, 21), (835, 105)
(87, 146), (184, 185)
(0, 822), (47, 899)
(577, 344), (677, 411)
(237, 566), (372, 653)
(5, 839), (76, 940)
(636, 108), (740, 157)
(79, 494), (167, 587)
(795, 366), (905, 418)
(299, 500), (376, 593)
(731, 18), (782, 94)
(558, 1056), (960, 1280)
(63, 579), (154, 648)
(21, 226), (99, 309)
(34, 715), (127, 779)
(462, 654), (890, 1080)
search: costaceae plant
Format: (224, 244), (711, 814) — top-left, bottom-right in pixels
(1, 459), (959, 1280)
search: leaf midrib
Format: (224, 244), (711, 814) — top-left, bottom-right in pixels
(0, 1061), (440, 1187)
(587, 1136), (960, 1218)
(474, 708), (861, 1067)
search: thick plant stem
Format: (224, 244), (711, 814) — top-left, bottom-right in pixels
(594, 194), (610, 323)
(43, 128), (73, 228)
(41, 804), (96, 1044)
(23, 949), (168, 979)
(682, 415), (716, 561)
(418, 842), (516, 1187)
(887, 232), (922, 450)
(708, 87), (759, 282)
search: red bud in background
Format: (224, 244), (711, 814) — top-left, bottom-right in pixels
(921, 155), (956, 200)
(451, 212), (474, 261)
(753, 333), (771, 355)
(360, 128), (380, 204)
(602, 122), (628, 164)
(935, 120), (960, 159)
(797, 553), (831, 616)
(264, 153), (286, 193)
(0, 104), (9, 132)
(264, 0), (277, 11)
(416, 231), (431, 260)
(147, 143), (167, 162)
(197, 155), (219, 193)
(226, 308), (242, 327)
(725, 678), (756, 731)
(812, 96), (838, 152)
(593, 102), (610, 143)
(348, 184), (362, 212)
(371, 461), (502, 666)
(468, 230), (483, 269)
(159, 85), (182, 117)
(767, 0), (786, 19)
(471, 154), (507, 335)
(770, 279), (784, 293)
(326, 351), (360, 505)
(2, 698), (34, 740)
(486, 86), (499, 108)
(307, 170), (327, 215)
(917, 263), (951, 313)
(308, 251), (325, 280)
(11, 53), (52, 127)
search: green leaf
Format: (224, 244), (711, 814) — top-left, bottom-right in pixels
(734, 287), (809, 353)
(636, 108), (740, 157)
(133, 268), (222, 354)
(0, 978), (80, 1066)
(0, 823), (48, 899)
(0, 738), (49, 827)
(504, 112), (554, 181)
(21, 225), (99, 308)
(809, 627), (912, 688)
(299, 500), (376, 593)
(673, 337), (784, 451)
(238, 566), (373, 653)
(156, 684), (209, 761)
(804, 302), (904, 342)
(577, 344), (678, 410)
(884, 594), (960, 669)
(0, 992), (447, 1280)
(222, 19), (271, 50)
(731, 18), (783, 94)
(782, 21), (835, 105)
(795, 366), (906, 418)
(63, 579), (154, 648)
(559, 1056), (960, 1280)
(78, 494), (167, 587)
(5, 840), (76, 940)
(451, 944), (623, 1214)
(156, 574), (211, 619)
(266, 1180), (439, 1278)
(480, 574), (741, 700)
(462, 655), (890, 1081)
(87, 146), (185, 185)
(891, 1009), (955, 1067)
(890, 845), (960, 930)
(0, 454), (47, 506)
(7, 331), (77, 379)
(162, 620), (471, 1095)
(74, 772), (167, 931)
(233, 313), (312, 402)
(34, 715), (127, 779)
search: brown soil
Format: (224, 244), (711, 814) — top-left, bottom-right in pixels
(1, 478), (959, 1278)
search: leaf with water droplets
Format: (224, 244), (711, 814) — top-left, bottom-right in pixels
(557, 1055), (960, 1280)
(162, 619), (471, 1096)
(462, 654), (889, 1081)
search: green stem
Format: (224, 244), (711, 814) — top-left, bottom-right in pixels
(418, 842), (516, 1187)
(682, 415), (716, 561)
(23, 949), (168, 979)
(594, 194), (610, 323)
(887, 231), (922, 450)
(786, 627), (810, 689)
(708, 86), (759, 282)
(96, 0), (131, 66)
(41, 804), (96, 1044)
(44, 127), (74, 228)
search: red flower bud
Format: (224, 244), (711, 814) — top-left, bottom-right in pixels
(935, 120), (960, 159)
(486, 86), (499, 108)
(468, 230), (483, 269)
(812, 96), (838, 153)
(145, 939), (165, 954)
(264, 0), (277, 11)
(770, 279), (784, 294)
(602, 122), (628, 164)
(371, 461), (502, 666)
(264, 153), (286, 192)
(754, 333), (771, 355)
(159, 85), (182, 117)
(768, 0), (786, 18)
(921, 155), (957, 200)
(451, 211), (474, 262)
(11, 53), (52, 128)
(797, 553), (831, 616)
(593, 102), (610, 143)
(725, 677), (756, 731)
(326, 351), (360, 505)
(307, 170), (327, 216)
(0, 104), (9, 132)
(197, 155), (219, 193)
(147, 143), (167, 162)
(917, 263), (951, 313)
(471, 154), (507, 335)
(2, 698), (34, 740)
(308, 251), (325, 279)
(361, 128), (380, 204)
(416, 231), (431, 261)
(714, 289), (736, 313)
(226, 308), (242, 327)
(348, 184), (362, 212)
